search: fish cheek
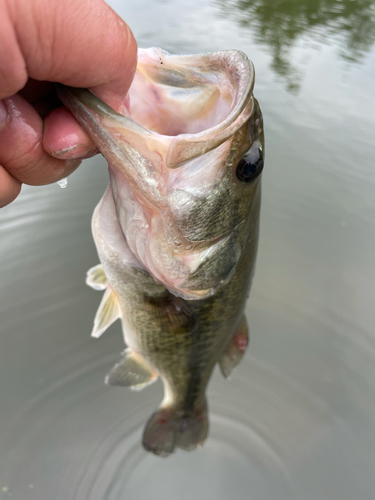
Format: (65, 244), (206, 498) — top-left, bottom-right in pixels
(167, 127), (254, 243)
(167, 180), (241, 242)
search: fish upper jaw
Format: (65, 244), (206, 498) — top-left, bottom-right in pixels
(57, 48), (254, 174)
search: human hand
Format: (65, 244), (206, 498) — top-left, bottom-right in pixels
(0, 0), (137, 207)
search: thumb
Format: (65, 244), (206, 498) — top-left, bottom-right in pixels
(3, 0), (137, 108)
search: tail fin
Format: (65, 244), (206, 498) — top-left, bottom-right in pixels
(142, 402), (209, 457)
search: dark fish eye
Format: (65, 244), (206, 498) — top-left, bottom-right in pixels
(236, 148), (264, 183)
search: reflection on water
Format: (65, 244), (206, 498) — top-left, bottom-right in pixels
(217, 0), (375, 92)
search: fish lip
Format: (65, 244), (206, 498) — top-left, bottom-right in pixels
(57, 48), (255, 169)
(157, 49), (255, 168)
(137, 48), (255, 134)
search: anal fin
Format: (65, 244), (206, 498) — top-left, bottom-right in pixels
(219, 315), (249, 378)
(91, 286), (120, 338)
(105, 348), (158, 390)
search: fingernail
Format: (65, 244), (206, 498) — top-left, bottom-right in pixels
(0, 100), (8, 130)
(51, 144), (97, 160)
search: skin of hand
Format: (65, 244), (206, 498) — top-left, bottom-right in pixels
(0, 0), (137, 207)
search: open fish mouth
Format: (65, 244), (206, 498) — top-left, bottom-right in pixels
(58, 48), (260, 299)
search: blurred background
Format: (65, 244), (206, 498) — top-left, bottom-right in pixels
(1, 0), (375, 498)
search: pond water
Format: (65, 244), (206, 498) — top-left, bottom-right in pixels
(1, 0), (375, 499)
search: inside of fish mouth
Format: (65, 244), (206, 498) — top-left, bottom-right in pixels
(126, 63), (236, 137)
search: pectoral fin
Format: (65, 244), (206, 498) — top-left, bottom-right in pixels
(86, 264), (108, 290)
(219, 315), (249, 378)
(105, 348), (158, 390)
(91, 287), (120, 338)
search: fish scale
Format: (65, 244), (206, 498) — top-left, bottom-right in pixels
(58, 47), (264, 456)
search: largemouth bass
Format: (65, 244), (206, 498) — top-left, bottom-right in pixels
(58, 47), (264, 457)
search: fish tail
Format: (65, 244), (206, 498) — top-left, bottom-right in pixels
(142, 400), (208, 457)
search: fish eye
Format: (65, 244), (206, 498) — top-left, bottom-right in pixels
(236, 148), (264, 183)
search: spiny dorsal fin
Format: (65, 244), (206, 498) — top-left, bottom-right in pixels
(86, 264), (108, 290)
(105, 348), (158, 390)
(219, 315), (249, 378)
(91, 287), (120, 338)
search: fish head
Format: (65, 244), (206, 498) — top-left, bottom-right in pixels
(58, 48), (264, 300)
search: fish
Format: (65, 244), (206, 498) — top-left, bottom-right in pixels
(58, 47), (264, 457)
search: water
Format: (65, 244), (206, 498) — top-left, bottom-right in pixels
(1, 0), (375, 498)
